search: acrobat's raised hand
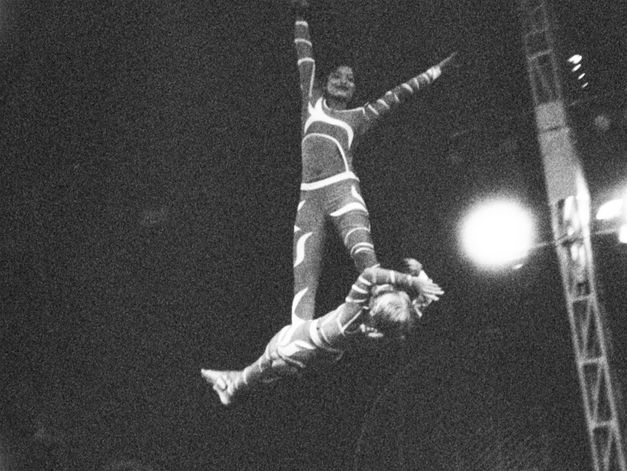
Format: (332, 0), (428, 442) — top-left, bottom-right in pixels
(289, 0), (309, 10)
(437, 51), (460, 74)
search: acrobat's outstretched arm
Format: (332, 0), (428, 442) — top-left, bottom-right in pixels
(362, 51), (459, 125)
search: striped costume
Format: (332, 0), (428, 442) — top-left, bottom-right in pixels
(223, 267), (423, 398)
(291, 13), (443, 323)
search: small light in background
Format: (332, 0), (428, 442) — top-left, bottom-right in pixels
(593, 114), (612, 132)
(572, 64), (582, 72)
(578, 73), (586, 80)
(568, 54), (583, 64)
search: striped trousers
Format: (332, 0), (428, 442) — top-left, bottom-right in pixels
(291, 172), (378, 323)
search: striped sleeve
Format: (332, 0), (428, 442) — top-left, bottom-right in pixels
(363, 65), (442, 122)
(368, 267), (416, 292)
(346, 267), (420, 303)
(344, 270), (375, 306)
(294, 17), (315, 102)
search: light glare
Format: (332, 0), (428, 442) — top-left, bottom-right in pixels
(461, 200), (534, 268)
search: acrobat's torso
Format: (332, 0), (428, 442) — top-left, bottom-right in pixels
(294, 17), (441, 184)
(301, 94), (371, 182)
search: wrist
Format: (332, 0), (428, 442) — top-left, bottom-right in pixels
(290, 0), (309, 16)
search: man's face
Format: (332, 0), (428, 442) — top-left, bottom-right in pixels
(325, 65), (356, 102)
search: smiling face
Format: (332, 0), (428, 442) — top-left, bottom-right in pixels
(324, 65), (356, 103)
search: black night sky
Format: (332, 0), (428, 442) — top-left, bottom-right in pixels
(1, 1), (626, 470)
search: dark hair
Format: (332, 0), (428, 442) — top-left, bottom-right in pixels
(320, 62), (356, 83)
(316, 44), (357, 87)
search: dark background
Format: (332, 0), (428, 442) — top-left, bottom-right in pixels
(1, 0), (625, 470)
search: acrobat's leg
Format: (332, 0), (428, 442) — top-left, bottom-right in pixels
(292, 189), (326, 324)
(241, 324), (308, 383)
(201, 360), (282, 407)
(201, 325), (310, 406)
(328, 180), (378, 271)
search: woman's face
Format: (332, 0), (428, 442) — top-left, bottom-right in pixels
(325, 65), (356, 102)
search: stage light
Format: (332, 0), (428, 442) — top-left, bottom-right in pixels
(572, 64), (582, 72)
(595, 190), (627, 243)
(596, 198), (623, 221)
(460, 200), (535, 269)
(567, 54), (582, 64)
(578, 73), (586, 80)
(581, 82), (589, 88)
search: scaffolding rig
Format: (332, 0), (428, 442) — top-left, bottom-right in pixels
(519, 0), (626, 470)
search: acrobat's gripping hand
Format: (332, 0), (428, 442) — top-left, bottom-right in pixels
(416, 271), (443, 304)
(437, 52), (459, 75)
(412, 270), (443, 311)
(402, 258), (444, 309)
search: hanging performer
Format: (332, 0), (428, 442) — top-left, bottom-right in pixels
(289, 0), (457, 323)
(201, 260), (443, 406)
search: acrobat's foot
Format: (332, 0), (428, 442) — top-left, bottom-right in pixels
(200, 369), (242, 406)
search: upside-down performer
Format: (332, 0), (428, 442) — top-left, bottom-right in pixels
(288, 0), (457, 323)
(201, 260), (443, 406)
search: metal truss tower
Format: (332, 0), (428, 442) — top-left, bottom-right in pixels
(519, 1), (626, 470)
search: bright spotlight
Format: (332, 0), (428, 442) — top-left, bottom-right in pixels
(578, 73), (586, 80)
(595, 191), (627, 243)
(572, 64), (582, 72)
(461, 200), (535, 268)
(596, 199), (623, 221)
(568, 54), (582, 64)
